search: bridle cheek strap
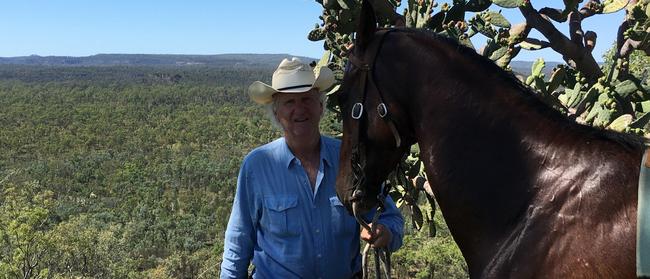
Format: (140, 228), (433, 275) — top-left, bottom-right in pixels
(386, 120), (401, 148)
(347, 29), (401, 201)
(348, 29), (402, 149)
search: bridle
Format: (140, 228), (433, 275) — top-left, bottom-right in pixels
(346, 28), (403, 279)
(347, 28), (403, 226)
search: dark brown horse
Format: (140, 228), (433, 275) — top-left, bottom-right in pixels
(335, 1), (646, 278)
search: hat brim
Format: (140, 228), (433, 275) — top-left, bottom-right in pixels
(248, 67), (336, 105)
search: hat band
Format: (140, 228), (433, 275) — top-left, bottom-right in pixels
(276, 84), (312, 91)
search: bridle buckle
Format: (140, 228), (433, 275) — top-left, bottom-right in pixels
(352, 103), (364, 119)
(377, 103), (388, 118)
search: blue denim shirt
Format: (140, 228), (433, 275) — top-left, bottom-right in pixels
(220, 136), (404, 279)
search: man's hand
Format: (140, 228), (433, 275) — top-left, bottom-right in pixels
(360, 223), (392, 248)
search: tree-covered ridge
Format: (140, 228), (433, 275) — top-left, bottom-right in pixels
(0, 54), (315, 67)
(0, 66), (282, 278)
(0, 64), (273, 86)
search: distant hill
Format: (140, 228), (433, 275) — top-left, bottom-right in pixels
(0, 53), (567, 77)
(510, 60), (563, 77)
(0, 53), (318, 68)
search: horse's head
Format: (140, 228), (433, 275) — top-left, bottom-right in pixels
(335, 0), (413, 216)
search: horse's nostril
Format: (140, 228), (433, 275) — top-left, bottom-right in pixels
(352, 189), (365, 201)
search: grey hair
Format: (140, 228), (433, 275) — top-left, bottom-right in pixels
(265, 90), (328, 130)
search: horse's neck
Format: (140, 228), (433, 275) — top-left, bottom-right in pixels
(385, 33), (642, 275)
(408, 61), (602, 267)
(411, 75), (642, 273)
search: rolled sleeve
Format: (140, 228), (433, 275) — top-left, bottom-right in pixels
(376, 196), (404, 252)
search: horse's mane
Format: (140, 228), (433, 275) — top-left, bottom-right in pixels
(393, 28), (646, 150)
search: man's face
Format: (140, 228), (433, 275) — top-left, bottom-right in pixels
(274, 89), (323, 139)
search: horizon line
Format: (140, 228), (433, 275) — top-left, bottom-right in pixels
(0, 53), (576, 63)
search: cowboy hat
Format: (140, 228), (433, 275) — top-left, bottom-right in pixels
(248, 57), (335, 104)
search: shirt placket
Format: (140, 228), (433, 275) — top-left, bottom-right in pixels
(313, 159), (327, 279)
(295, 160), (324, 277)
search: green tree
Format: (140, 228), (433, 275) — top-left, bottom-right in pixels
(0, 65), (282, 277)
(0, 180), (54, 279)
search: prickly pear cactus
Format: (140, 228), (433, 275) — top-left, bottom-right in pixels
(622, 0), (650, 56)
(311, 0), (650, 135)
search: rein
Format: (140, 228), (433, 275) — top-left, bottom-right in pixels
(347, 28), (401, 279)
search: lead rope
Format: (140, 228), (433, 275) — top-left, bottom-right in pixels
(353, 181), (393, 278)
(357, 200), (391, 279)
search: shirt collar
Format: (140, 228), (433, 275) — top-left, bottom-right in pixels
(320, 137), (334, 168)
(280, 136), (334, 169)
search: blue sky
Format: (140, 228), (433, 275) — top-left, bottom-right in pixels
(0, 0), (625, 62)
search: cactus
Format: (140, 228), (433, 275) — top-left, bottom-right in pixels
(614, 80), (639, 98)
(603, 0), (630, 14)
(492, 0), (525, 8)
(486, 11), (511, 28)
(547, 66), (566, 93)
(404, 0), (436, 28)
(316, 0), (650, 135)
(609, 114), (633, 131)
(466, 0), (493, 12)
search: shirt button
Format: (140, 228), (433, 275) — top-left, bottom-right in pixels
(315, 229), (320, 233)
(317, 254), (322, 258)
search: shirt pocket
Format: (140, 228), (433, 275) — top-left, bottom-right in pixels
(263, 195), (300, 237)
(329, 196), (358, 236)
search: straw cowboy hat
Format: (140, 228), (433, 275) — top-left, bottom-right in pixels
(248, 57), (335, 104)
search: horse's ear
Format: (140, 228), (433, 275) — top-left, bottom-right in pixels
(356, 0), (377, 53)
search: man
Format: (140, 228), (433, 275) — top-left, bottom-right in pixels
(220, 57), (404, 278)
